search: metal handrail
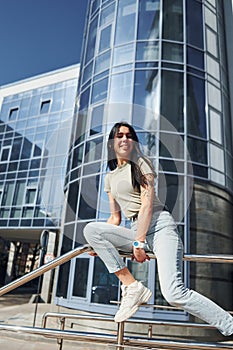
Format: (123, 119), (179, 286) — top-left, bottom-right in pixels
(0, 245), (91, 297)
(121, 252), (233, 263)
(0, 245), (232, 349)
(0, 323), (232, 349)
(0, 245), (232, 298)
(183, 254), (233, 264)
(42, 311), (215, 330)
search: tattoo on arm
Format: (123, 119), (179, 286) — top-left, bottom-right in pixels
(141, 174), (154, 198)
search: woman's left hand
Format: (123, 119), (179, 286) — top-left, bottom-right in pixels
(132, 248), (150, 263)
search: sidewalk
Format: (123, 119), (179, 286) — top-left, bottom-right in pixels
(0, 292), (233, 350)
(0, 293), (109, 350)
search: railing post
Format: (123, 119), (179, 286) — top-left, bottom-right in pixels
(148, 324), (153, 338)
(57, 316), (65, 350)
(116, 321), (125, 350)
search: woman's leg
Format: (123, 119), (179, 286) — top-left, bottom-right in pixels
(84, 221), (152, 322)
(83, 221), (135, 273)
(147, 211), (233, 336)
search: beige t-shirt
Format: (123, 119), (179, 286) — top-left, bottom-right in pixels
(104, 158), (163, 219)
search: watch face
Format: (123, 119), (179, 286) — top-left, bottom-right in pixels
(134, 241), (144, 248)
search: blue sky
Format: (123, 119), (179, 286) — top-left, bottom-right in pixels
(0, 0), (88, 86)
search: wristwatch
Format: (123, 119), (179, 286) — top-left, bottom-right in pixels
(133, 241), (146, 249)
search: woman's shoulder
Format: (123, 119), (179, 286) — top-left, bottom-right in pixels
(137, 156), (156, 175)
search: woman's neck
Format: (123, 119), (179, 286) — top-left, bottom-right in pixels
(117, 158), (129, 167)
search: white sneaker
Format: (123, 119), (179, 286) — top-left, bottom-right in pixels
(114, 281), (152, 323)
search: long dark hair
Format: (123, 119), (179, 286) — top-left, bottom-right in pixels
(107, 122), (155, 191)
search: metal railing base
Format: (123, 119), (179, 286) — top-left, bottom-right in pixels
(0, 323), (232, 350)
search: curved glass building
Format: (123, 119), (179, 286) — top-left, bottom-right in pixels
(56, 0), (233, 328)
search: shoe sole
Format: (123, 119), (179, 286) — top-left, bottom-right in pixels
(114, 288), (152, 323)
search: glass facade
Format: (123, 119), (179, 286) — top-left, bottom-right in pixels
(56, 0), (233, 321)
(0, 69), (78, 231)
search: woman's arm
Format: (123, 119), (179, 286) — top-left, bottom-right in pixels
(133, 173), (155, 262)
(88, 192), (121, 256)
(106, 192), (122, 226)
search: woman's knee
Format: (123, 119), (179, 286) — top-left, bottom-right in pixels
(83, 222), (97, 242)
(161, 282), (188, 307)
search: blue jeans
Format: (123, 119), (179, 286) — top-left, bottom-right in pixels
(84, 211), (233, 336)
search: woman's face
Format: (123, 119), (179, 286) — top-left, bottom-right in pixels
(113, 126), (134, 163)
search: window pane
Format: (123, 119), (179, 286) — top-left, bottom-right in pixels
(78, 175), (100, 219)
(72, 258), (89, 297)
(210, 169), (225, 186)
(136, 41), (159, 61)
(22, 207), (34, 218)
(94, 50), (110, 74)
(11, 138), (22, 161)
(100, 3), (115, 26)
(208, 83), (222, 112)
(209, 110), (222, 144)
(186, 0), (204, 48)
(188, 137), (207, 165)
(9, 107), (19, 120)
(133, 70), (159, 112)
(137, 131), (158, 155)
(11, 208), (21, 218)
(56, 234), (73, 297)
(98, 174), (111, 220)
(79, 88), (90, 111)
(85, 137), (103, 163)
(160, 71), (184, 132)
(99, 25), (112, 53)
(137, 0), (160, 40)
(83, 61), (93, 84)
(109, 71), (133, 103)
(206, 56), (220, 80)
(158, 173), (184, 222)
(1, 147), (11, 162)
(91, 0), (100, 15)
(115, 0), (136, 45)
(51, 90), (63, 112)
(91, 258), (118, 303)
(91, 78), (108, 104)
(206, 28), (218, 57)
(21, 139), (32, 159)
(90, 105), (104, 135)
(75, 110), (88, 144)
(65, 180), (79, 223)
(187, 47), (204, 70)
(29, 95), (40, 116)
(40, 100), (50, 114)
(0, 208), (10, 218)
(163, 0), (183, 41)
(113, 43), (134, 66)
(72, 146), (84, 170)
(2, 182), (14, 206)
(210, 144), (224, 171)
(187, 75), (206, 138)
(85, 17), (98, 64)
(25, 188), (36, 204)
(159, 133), (184, 159)
(162, 42), (183, 62)
(205, 6), (217, 31)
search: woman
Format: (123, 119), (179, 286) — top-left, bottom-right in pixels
(84, 122), (233, 336)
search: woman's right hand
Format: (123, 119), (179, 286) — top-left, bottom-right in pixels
(132, 248), (150, 263)
(88, 251), (98, 256)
